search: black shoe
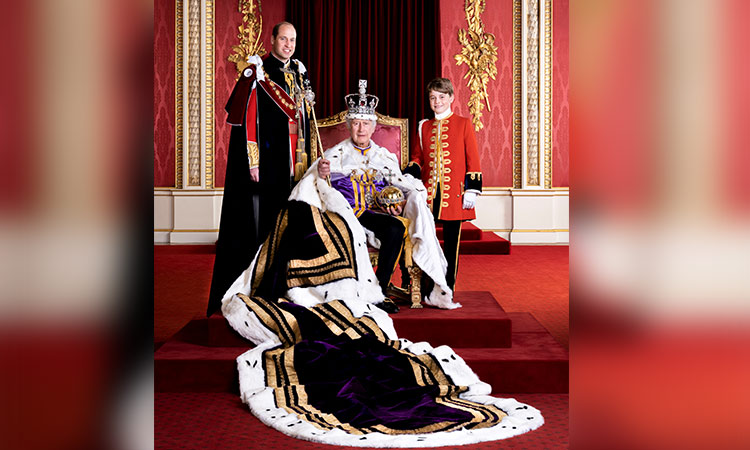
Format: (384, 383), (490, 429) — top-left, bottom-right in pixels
(375, 299), (400, 314)
(385, 284), (410, 303)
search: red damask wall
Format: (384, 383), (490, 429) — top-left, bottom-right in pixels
(725, 0), (750, 211)
(440, 0), (569, 188)
(154, 0), (176, 187)
(440, 0), (515, 188)
(155, 1), (568, 189)
(552, 0), (570, 187)
(214, 1), (286, 187)
(152, 0), (285, 188)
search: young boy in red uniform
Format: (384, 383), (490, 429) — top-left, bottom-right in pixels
(405, 78), (482, 290)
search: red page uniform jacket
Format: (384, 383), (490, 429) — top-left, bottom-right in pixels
(408, 113), (482, 221)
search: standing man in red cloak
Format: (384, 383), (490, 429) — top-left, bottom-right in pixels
(207, 22), (313, 316)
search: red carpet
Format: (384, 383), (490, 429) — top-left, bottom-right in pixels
(155, 392), (568, 449)
(155, 244), (568, 349)
(436, 222), (511, 254)
(155, 290), (568, 394)
(166, 291), (512, 349)
(154, 245), (215, 345)
(454, 247), (569, 349)
(154, 244), (568, 446)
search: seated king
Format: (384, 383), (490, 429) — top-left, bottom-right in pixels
(219, 81), (460, 322)
(309, 80), (459, 310)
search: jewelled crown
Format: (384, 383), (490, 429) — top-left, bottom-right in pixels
(345, 79), (379, 121)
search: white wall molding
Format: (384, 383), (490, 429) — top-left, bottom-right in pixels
(155, 188), (568, 245)
(509, 189), (568, 244)
(470, 188), (568, 244)
(154, 189), (222, 243)
(471, 189), (513, 234)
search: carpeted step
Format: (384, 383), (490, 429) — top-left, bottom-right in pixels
(434, 222), (483, 241)
(392, 291), (511, 347)
(154, 244), (216, 254)
(454, 333), (569, 394)
(154, 332), (568, 393)
(441, 231), (511, 255)
(155, 314), (567, 393)
(155, 340), (243, 393)
(434, 222), (511, 255)
(179, 291), (513, 349)
(506, 312), (551, 333)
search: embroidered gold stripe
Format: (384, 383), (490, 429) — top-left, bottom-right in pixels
(285, 208), (357, 287)
(252, 299), (507, 435)
(237, 294), (300, 346)
(251, 210), (289, 293)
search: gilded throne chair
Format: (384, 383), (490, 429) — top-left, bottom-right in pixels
(311, 111), (423, 308)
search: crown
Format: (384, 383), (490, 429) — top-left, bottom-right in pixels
(345, 79), (379, 121)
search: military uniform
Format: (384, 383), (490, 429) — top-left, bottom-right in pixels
(406, 111), (482, 290)
(207, 54), (311, 316)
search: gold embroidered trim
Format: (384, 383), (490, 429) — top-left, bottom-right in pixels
(236, 293), (301, 347)
(252, 297), (508, 435)
(251, 208), (290, 293)
(269, 81), (295, 110)
(247, 141), (260, 167)
(286, 209), (357, 287)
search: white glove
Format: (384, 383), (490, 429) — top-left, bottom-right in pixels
(462, 191), (477, 209)
(246, 55), (265, 81)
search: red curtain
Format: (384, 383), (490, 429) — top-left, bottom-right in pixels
(288, 0), (441, 145)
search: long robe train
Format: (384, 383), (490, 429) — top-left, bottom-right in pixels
(221, 201), (543, 446)
(230, 294), (544, 447)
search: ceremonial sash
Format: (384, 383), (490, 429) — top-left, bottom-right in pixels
(244, 77), (302, 175)
(256, 78), (297, 121)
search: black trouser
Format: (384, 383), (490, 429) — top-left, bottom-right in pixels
(358, 210), (407, 293)
(416, 220), (461, 295)
(430, 184), (463, 291)
(439, 220), (462, 291)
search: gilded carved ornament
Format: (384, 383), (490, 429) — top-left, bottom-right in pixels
(455, 0), (499, 131)
(228, 0), (265, 75)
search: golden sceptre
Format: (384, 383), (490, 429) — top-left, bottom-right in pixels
(302, 78), (331, 186)
(282, 70), (330, 186)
